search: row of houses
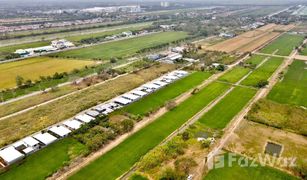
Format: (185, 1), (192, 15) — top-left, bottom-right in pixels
(0, 70), (189, 167)
(14, 39), (75, 57)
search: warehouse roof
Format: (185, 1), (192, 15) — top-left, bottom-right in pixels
(131, 90), (147, 97)
(62, 119), (83, 130)
(114, 97), (132, 105)
(49, 126), (71, 137)
(0, 147), (24, 165)
(75, 114), (95, 123)
(122, 93), (140, 101)
(33, 133), (57, 145)
(22, 137), (40, 147)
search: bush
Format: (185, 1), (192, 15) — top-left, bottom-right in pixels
(181, 132), (190, 141)
(256, 80), (268, 88)
(174, 157), (197, 174)
(120, 119), (134, 133)
(165, 100), (177, 111)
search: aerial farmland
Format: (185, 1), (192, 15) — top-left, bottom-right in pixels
(0, 1), (306, 180)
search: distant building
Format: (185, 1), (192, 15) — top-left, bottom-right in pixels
(161, 2), (170, 7)
(51, 39), (74, 49)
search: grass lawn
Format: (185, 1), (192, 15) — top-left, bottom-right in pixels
(240, 57), (284, 87)
(54, 31), (189, 60)
(245, 55), (267, 66)
(204, 153), (298, 180)
(260, 34), (304, 56)
(218, 66), (250, 84)
(0, 41), (49, 60)
(198, 86), (256, 129)
(0, 64), (176, 147)
(69, 82), (230, 180)
(0, 57), (95, 89)
(121, 71), (211, 116)
(0, 138), (88, 180)
(267, 60), (307, 107)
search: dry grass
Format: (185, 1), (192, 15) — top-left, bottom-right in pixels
(0, 57), (95, 89)
(0, 63), (176, 147)
(225, 120), (307, 177)
(247, 99), (307, 136)
(205, 24), (289, 53)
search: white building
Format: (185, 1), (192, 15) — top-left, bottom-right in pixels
(114, 97), (132, 106)
(49, 125), (71, 138)
(75, 114), (95, 123)
(0, 147), (25, 166)
(62, 119), (83, 130)
(51, 39), (74, 49)
(33, 132), (57, 146)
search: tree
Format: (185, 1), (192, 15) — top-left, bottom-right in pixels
(181, 132), (190, 141)
(216, 64), (225, 71)
(110, 57), (117, 63)
(16, 75), (24, 87)
(120, 119), (134, 133)
(256, 80), (268, 88)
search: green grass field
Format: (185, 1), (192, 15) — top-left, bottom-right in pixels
(267, 60), (307, 107)
(69, 82), (230, 180)
(0, 41), (49, 60)
(0, 57), (95, 89)
(240, 57), (284, 87)
(218, 66), (251, 84)
(122, 71), (211, 116)
(301, 47), (307, 55)
(245, 55), (267, 66)
(260, 34), (304, 56)
(66, 24), (151, 42)
(199, 86), (256, 129)
(0, 138), (88, 180)
(204, 153), (298, 180)
(54, 31), (189, 60)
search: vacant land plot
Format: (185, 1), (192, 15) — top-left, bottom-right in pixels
(0, 41), (49, 60)
(240, 57), (284, 87)
(218, 66), (251, 83)
(198, 86), (256, 129)
(225, 120), (307, 177)
(0, 64), (176, 147)
(237, 32), (280, 52)
(69, 82), (230, 180)
(204, 152), (298, 180)
(0, 138), (88, 180)
(260, 34), (304, 56)
(247, 99), (307, 136)
(122, 71), (211, 116)
(0, 57), (95, 89)
(54, 31), (189, 60)
(267, 60), (307, 107)
(206, 24), (283, 53)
